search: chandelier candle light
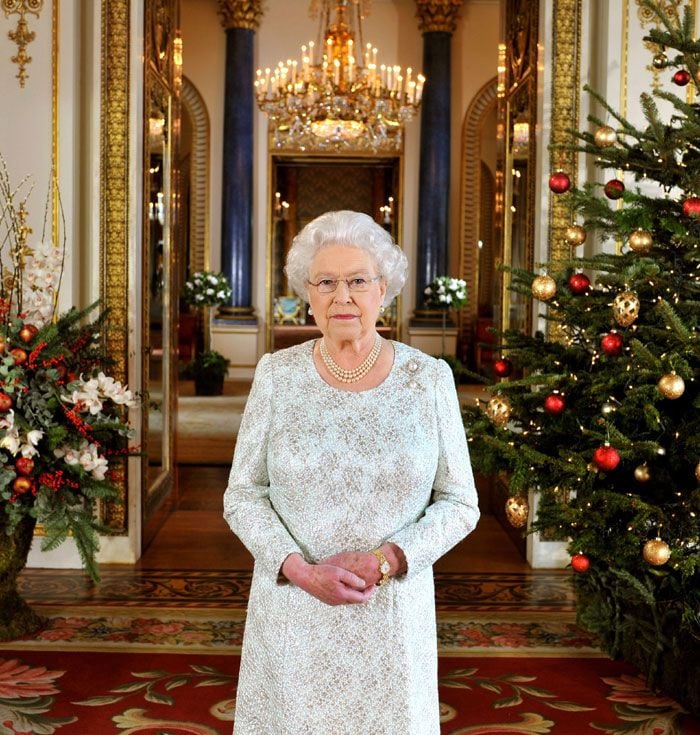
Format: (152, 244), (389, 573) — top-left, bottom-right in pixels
(255, 0), (424, 151)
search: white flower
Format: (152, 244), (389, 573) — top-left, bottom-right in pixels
(0, 429), (20, 455)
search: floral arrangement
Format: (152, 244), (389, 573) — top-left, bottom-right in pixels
(183, 270), (232, 308)
(424, 276), (468, 310)
(0, 161), (137, 583)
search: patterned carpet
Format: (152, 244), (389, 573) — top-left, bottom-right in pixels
(4, 568), (699, 733)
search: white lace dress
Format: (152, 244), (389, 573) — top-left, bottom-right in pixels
(224, 340), (480, 735)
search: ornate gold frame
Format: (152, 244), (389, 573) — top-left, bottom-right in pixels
(548, 0), (583, 264)
(100, 0), (130, 531)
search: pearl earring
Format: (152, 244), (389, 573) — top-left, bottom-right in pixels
(379, 305), (385, 314)
(308, 306), (313, 316)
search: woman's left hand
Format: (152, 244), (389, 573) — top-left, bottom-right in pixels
(320, 551), (382, 588)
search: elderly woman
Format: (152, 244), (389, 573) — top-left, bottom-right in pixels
(224, 210), (479, 734)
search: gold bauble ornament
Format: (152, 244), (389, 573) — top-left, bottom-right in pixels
(628, 228), (653, 253)
(612, 291), (640, 327)
(532, 275), (557, 301)
(505, 495), (529, 528)
(634, 463), (651, 483)
(594, 125), (617, 147)
(695, 461), (700, 483)
(565, 224), (587, 246)
(657, 371), (685, 400)
(486, 395), (512, 427)
(642, 538), (671, 566)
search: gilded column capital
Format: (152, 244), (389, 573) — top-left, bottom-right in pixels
(217, 0), (264, 31)
(415, 0), (463, 34)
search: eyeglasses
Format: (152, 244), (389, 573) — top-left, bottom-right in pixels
(307, 276), (383, 294)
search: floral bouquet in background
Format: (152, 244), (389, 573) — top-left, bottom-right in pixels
(424, 275), (468, 364)
(0, 158), (138, 640)
(423, 276), (468, 311)
(183, 270), (232, 308)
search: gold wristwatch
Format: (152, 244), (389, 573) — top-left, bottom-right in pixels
(371, 548), (391, 586)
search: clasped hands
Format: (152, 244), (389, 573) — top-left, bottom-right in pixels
(281, 544), (406, 607)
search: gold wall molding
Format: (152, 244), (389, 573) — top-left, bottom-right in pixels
(415, 0), (463, 34)
(458, 76), (498, 328)
(2, 0), (44, 87)
(100, 0), (130, 531)
(548, 0), (582, 265)
(217, 0), (263, 30)
(181, 75), (210, 274)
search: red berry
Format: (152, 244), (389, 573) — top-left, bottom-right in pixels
(493, 358), (513, 378)
(568, 273), (590, 295)
(544, 393), (566, 415)
(549, 171), (571, 194)
(604, 179), (625, 200)
(571, 553), (590, 573)
(600, 332), (623, 356)
(593, 445), (621, 471)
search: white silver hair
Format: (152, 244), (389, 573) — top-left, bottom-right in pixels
(284, 210), (408, 306)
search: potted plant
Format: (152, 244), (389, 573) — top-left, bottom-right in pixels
(185, 349), (230, 396)
(182, 270), (232, 353)
(0, 160), (138, 640)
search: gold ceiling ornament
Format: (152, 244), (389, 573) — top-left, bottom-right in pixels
(255, 0), (424, 153)
(2, 0), (44, 88)
(415, 0), (463, 34)
(217, 0), (264, 31)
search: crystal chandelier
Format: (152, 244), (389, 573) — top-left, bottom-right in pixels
(255, 0), (425, 153)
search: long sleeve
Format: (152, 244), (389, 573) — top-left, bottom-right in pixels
(388, 359), (480, 577)
(223, 353), (303, 578)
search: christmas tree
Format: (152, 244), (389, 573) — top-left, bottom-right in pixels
(463, 0), (699, 713)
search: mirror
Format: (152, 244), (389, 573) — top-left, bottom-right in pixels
(143, 73), (173, 513)
(267, 155), (401, 351)
(501, 83), (533, 335)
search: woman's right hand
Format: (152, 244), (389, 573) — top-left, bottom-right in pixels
(281, 553), (375, 606)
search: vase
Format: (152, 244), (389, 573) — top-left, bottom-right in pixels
(0, 515), (45, 641)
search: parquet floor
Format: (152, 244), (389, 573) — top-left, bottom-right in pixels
(20, 465), (576, 614)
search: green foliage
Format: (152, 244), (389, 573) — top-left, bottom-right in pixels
(463, 0), (699, 709)
(183, 349), (230, 379)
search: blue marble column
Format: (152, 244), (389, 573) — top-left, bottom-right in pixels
(217, 1), (263, 322)
(413, 0), (463, 322)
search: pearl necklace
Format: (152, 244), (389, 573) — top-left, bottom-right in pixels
(320, 334), (382, 384)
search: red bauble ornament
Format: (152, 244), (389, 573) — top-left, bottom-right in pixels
(682, 196), (700, 218)
(18, 324), (38, 343)
(571, 553), (590, 573)
(604, 179), (625, 200)
(600, 332), (623, 356)
(544, 393), (566, 415)
(0, 392), (12, 412)
(549, 171), (571, 194)
(0, 337), (6, 354)
(593, 444), (621, 471)
(12, 476), (34, 495)
(15, 457), (35, 476)
(493, 358), (513, 378)
(10, 347), (27, 365)
(568, 273), (590, 295)
(672, 69), (691, 86)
